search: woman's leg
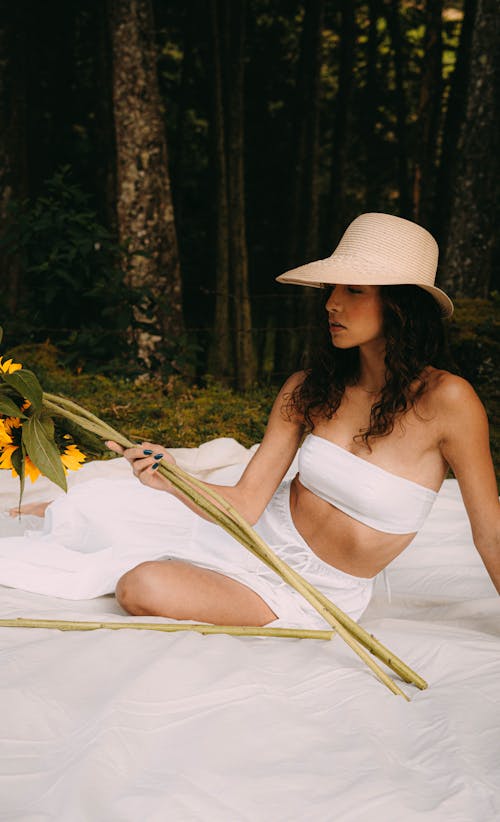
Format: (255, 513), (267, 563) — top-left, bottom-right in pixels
(115, 559), (279, 627)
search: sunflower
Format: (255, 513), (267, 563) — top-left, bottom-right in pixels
(1, 416), (22, 437)
(24, 457), (42, 483)
(0, 419), (12, 447)
(0, 444), (18, 472)
(60, 444), (86, 473)
(0, 417), (22, 456)
(0, 416), (85, 481)
(0, 418), (29, 479)
(0, 417), (23, 473)
(0, 356), (22, 374)
(0, 444), (42, 482)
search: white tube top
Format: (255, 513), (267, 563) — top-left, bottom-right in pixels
(297, 433), (438, 534)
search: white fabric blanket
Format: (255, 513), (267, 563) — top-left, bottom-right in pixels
(1, 438), (499, 821)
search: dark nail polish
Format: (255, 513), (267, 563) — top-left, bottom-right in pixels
(152, 462), (159, 470)
(154, 453), (163, 460)
(143, 449), (153, 455)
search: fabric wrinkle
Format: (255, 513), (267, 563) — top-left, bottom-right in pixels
(0, 474), (376, 627)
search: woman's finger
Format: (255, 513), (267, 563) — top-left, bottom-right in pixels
(105, 443), (155, 468)
(105, 440), (124, 455)
(132, 455), (171, 488)
(120, 444), (169, 463)
(105, 441), (173, 486)
(131, 455), (157, 474)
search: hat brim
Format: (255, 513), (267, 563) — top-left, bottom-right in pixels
(276, 259), (454, 318)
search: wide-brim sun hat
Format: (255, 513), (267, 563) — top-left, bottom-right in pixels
(276, 212), (454, 317)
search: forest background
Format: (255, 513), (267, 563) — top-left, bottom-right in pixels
(0, 0), (498, 467)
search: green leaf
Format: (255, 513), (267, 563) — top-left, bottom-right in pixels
(2, 368), (43, 412)
(22, 415), (67, 492)
(39, 412), (55, 440)
(0, 395), (27, 417)
(10, 442), (26, 511)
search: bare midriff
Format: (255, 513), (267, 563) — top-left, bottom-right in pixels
(288, 474), (418, 578)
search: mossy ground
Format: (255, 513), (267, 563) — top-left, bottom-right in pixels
(7, 296), (499, 480)
(8, 341), (276, 453)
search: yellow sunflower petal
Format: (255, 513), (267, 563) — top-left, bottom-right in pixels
(3, 417), (22, 435)
(0, 357), (23, 374)
(60, 444), (86, 472)
(25, 457), (42, 483)
(0, 444), (19, 473)
(0, 445), (42, 482)
(0, 420), (13, 446)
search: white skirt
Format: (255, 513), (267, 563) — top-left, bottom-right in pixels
(0, 478), (375, 629)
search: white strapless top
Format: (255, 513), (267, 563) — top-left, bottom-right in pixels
(298, 434), (438, 534)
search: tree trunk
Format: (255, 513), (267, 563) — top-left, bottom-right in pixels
(412, 0), (443, 226)
(327, 0), (355, 245)
(440, 0), (499, 297)
(434, 0), (476, 244)
(300, 0), (325, 364)
(274, 0), (325, 375)
(93, 0), (118, 234)
(364, 0), (383, 210)
(207, 0), (232, 380)
(21, 1), (76, 199)
(384, 0), (411, 217)
(223, 0), (256, 390)
(0, 2), (29, 314)
(107, 0), (184, 370)
(286, 0), (325, 270)
(172, 4), (197, 237)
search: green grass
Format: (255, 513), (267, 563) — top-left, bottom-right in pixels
(7, 342), (276, 451)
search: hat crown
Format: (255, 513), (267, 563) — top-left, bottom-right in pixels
(276, 211), (454, 316)
(330, 213), (438, 286)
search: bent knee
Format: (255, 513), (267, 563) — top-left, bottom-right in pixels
(115, 561), (163, 614)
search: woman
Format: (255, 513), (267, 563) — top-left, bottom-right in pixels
(4, 213), (499, 627)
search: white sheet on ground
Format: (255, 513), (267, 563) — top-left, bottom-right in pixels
(0, 438), (499, 821)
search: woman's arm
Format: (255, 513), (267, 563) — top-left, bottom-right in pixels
(107, 371), (306, 526)
(438, 375), (500, 593)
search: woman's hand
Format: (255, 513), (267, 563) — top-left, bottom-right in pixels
(105, 441), (177, 493)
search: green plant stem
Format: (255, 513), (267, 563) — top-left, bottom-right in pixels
(42, 398), (129, 445)
(0, 618), (334, 639)
(151, 462), (411, 700)
(153, 459), (426, 691)
(39, 395), (423, 698)
(44, 392), (120, 433)
(284, 570), (427, 689)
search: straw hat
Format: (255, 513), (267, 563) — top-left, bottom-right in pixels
(276, 212), (454, 317)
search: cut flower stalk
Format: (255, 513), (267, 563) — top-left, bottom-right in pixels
(16, 390), (425, 699)
(150, 458), (413, 700)
(148, 455), (427, 692)
(0, 618), (335, 640)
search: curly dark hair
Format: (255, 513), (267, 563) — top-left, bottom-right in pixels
(284, 284), (453, 449)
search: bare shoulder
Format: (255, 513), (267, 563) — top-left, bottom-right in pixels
(423, 368), (487, 424)
(275, 370), (308, 424)
(281, 369), (308, 393)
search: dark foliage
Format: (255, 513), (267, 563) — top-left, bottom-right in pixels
(1, 167), (137, 371)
